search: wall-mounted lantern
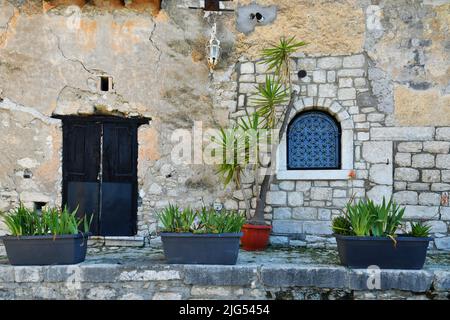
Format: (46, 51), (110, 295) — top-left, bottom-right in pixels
(206, 22), (221, 72)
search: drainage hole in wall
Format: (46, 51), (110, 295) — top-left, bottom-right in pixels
(34, 202), (47, 213)
(298, 70), (307, 79)
(250, 12), (264, 22)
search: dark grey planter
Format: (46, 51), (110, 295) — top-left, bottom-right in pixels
(160, 232), (243, 265)
(335, 234), (432, 269)
(1, 233), (89, 266)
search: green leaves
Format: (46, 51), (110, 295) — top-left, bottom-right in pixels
(409, 222), (432, 237)
(0, 203), (92, 236)
(345, 200), (375, 236)
(333, 197), (406, 237)
(252, 76), (289, 129)
(371, 198), (405, 237)
(260, 36), (307, 85)
(157, 205), (246, 234)
(332, 216), (354, 236)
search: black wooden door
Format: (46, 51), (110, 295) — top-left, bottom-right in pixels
(100, 122), (137, 236)
(62, 118), (138, 236)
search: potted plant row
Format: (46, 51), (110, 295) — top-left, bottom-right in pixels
(332, 197), (433, 270)
(157, 204), (246, 265)
(0, 203), (91, 266)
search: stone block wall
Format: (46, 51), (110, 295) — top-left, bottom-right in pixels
(0, 263), (448, 300)
(392, 131), (450, 250)
(231, 53), (450, 249)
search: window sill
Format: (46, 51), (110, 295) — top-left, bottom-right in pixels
(276, 169), (352, 180)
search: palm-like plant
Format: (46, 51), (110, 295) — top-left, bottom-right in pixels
(215, 127), (245, 187)
(253, 76), (288, 129)
(214, 37), (306, 225)
(261, 36), (307, 86)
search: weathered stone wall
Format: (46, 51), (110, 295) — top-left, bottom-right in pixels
(0, 0), (449, 249)
(0, 262), (449, 300)
(0, 0), (237, 237)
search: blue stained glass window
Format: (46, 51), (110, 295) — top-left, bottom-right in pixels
(287, 111), (341, 170)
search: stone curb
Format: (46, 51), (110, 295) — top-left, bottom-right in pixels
(1, 263), (448, 293)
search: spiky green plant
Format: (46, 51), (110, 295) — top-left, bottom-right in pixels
(260, 36), (307, 86)
(339, 197), (406, 238)
(252, 76), (288, 129)
(409, 222), (432, 237)
(1, 203), (91, 236)
(215, 127), (245, 188)
(371, 198), (405, 237)
(344, 199), (375, 236)
(156, 204), (196, 233)
(198, 207), (246, 234)
(157, 205), (246, 234)
(332, 216), (354, 236)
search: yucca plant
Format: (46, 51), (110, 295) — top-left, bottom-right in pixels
(1, 203), (91, 236)
(260, 36), (307, 86)
(253, 76), (288, 129)
(409, 222), (432, 237)
(214, 37), (306, 226)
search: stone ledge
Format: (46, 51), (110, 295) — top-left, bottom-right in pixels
(0, 262), (448, 294)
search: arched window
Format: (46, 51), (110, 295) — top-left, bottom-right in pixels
(287, 111), (341, 170)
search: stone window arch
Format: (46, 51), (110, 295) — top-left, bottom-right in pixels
(277, 96), (354, 180)
(287, 110), (341, 170)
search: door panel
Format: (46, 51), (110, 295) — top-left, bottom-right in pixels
(101, 122), (137, 235)
(99, 182), (133, 236)
(63, 122), (101, 182)
(63, 121), (101, 235)
(67, 181), (100, 234)
(102, 123), (136, 182)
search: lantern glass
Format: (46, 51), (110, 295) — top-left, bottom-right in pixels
(207, 39), (221, 69)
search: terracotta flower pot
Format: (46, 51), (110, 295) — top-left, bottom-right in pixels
(240, 224), (271, 251)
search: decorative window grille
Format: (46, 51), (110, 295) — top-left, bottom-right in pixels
(287, 111), (341, 170)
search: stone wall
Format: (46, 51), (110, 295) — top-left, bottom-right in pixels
(0, 0), (449, 249)
(0, 263), (449, 300)
(231, 53), (450, 249)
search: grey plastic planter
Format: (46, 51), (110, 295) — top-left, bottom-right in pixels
(160, 232), (243, 265)
(335, 234), (432, 269)
(1, 233), (89, 266)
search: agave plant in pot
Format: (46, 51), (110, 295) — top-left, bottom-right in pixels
(214, 37), (307, 251)
(332, 197), (433, 269)
(0, 203), (92, 266)
(157, 205), (246, 265)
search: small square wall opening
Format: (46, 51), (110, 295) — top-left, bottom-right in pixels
(100, 76), (110, 92)
(34, 202), (47, 213)
(205, 0), (220, 11)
